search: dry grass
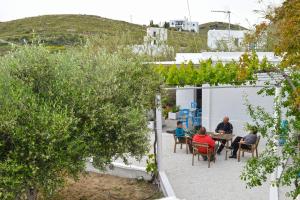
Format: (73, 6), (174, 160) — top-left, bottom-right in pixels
(51, 172), (163, 200)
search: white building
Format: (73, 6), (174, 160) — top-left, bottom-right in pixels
(207, 30), (247, 51)
(169, 19), (199, 33)
(156, 52), (282, 135)
(144, 27), (168, 45)
(133, 27), (173, 57)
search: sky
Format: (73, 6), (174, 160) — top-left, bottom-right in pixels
(0, 0), (282, 28)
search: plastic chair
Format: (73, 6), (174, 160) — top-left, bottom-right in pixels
(179, 109), (190, 128)
(190, 102), (197, 120)
(192, 116), (201, 127)
(192, 108), (202, 127)
(191, 101), (197, 109)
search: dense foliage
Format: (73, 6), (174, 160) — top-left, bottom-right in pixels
(156, 52), (272, 86)
(0, 45), (161, 199)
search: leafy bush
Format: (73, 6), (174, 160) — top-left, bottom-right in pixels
(0, 45), (161, 199)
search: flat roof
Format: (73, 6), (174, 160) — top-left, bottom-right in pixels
(152, 52), (281, 65)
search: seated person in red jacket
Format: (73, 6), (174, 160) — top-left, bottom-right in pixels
(193, 127), (218, 160)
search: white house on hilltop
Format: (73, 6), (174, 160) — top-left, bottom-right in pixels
(169, 18), (199, 32)
(207, 30), (247, 50)
(133, 27), (173, 57)
(144, 27), (168, 45)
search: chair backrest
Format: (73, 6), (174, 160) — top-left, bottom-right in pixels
(179, 109), (190, 118)
(195, 108), (202, 117)
(174, 134), (186, 143)
(192, 142), (210, 155)
(192, 116), (201, 126)
(191, 101), (197, 109)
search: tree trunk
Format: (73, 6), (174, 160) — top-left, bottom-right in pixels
(26, 188), (38, 200)
(294, 178), (299, 199)
(151, 107), (158, 183)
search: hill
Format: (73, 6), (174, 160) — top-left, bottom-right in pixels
(0, 15), (247, 55)
(199, 21), (247, 33)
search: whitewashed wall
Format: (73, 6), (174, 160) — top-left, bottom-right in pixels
(207, 30), (246, 50)
(202, 85), (274, 136)
(176, 88), (195, 110)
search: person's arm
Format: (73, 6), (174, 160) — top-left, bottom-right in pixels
(229, 123), (233, 134)
(208, 137), (215, 148)
(242, 135), (252, 144)
(215, 123), (221, 133)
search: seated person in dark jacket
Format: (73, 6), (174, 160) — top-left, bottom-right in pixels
(229, 128), (258, 159)
(215, 116), (233, 154)
(175, 121), (186, 143)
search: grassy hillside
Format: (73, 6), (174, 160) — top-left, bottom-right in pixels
(0, 14), (246, 55)
(199, 21), (247, 33)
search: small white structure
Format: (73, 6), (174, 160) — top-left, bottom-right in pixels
(133, 27), (173, 56)
(156, 52), (281, 135)
(144, 27), (168, 45)
(170, 18), (199, 32)
(207, 30), (247, 50)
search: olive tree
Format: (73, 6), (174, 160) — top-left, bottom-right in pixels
(0, 45), (161, 199)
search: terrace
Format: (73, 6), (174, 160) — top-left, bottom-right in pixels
(88, 118), (292, 200)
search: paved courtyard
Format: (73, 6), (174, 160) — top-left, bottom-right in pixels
(110, 120), (291, 200)
(160, 131), (269, 200)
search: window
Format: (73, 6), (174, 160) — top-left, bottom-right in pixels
(153, 31), (156, 37)
(176, 21), (183, 26)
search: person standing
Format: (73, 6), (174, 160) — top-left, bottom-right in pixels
(215, 116), (233, 154)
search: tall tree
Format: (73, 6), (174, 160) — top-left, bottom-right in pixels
(0, 45), (161, 200)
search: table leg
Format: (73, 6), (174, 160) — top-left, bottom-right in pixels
(186, 137), (188, 154)
(225, 140), (229, 160)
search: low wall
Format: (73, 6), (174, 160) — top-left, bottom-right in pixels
(85, 161), (180, 199)
(86, 161), (152, 181)
(159, 171), (177, 198)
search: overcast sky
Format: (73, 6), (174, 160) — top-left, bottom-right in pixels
(1, 0), (282, 28)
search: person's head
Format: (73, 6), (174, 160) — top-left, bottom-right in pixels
(198, 127), (206, 135)
(177, 121), (183, 128)
(223, 116), (229, 124)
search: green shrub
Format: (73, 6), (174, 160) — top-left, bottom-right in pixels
(0, 45), (161, 199)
